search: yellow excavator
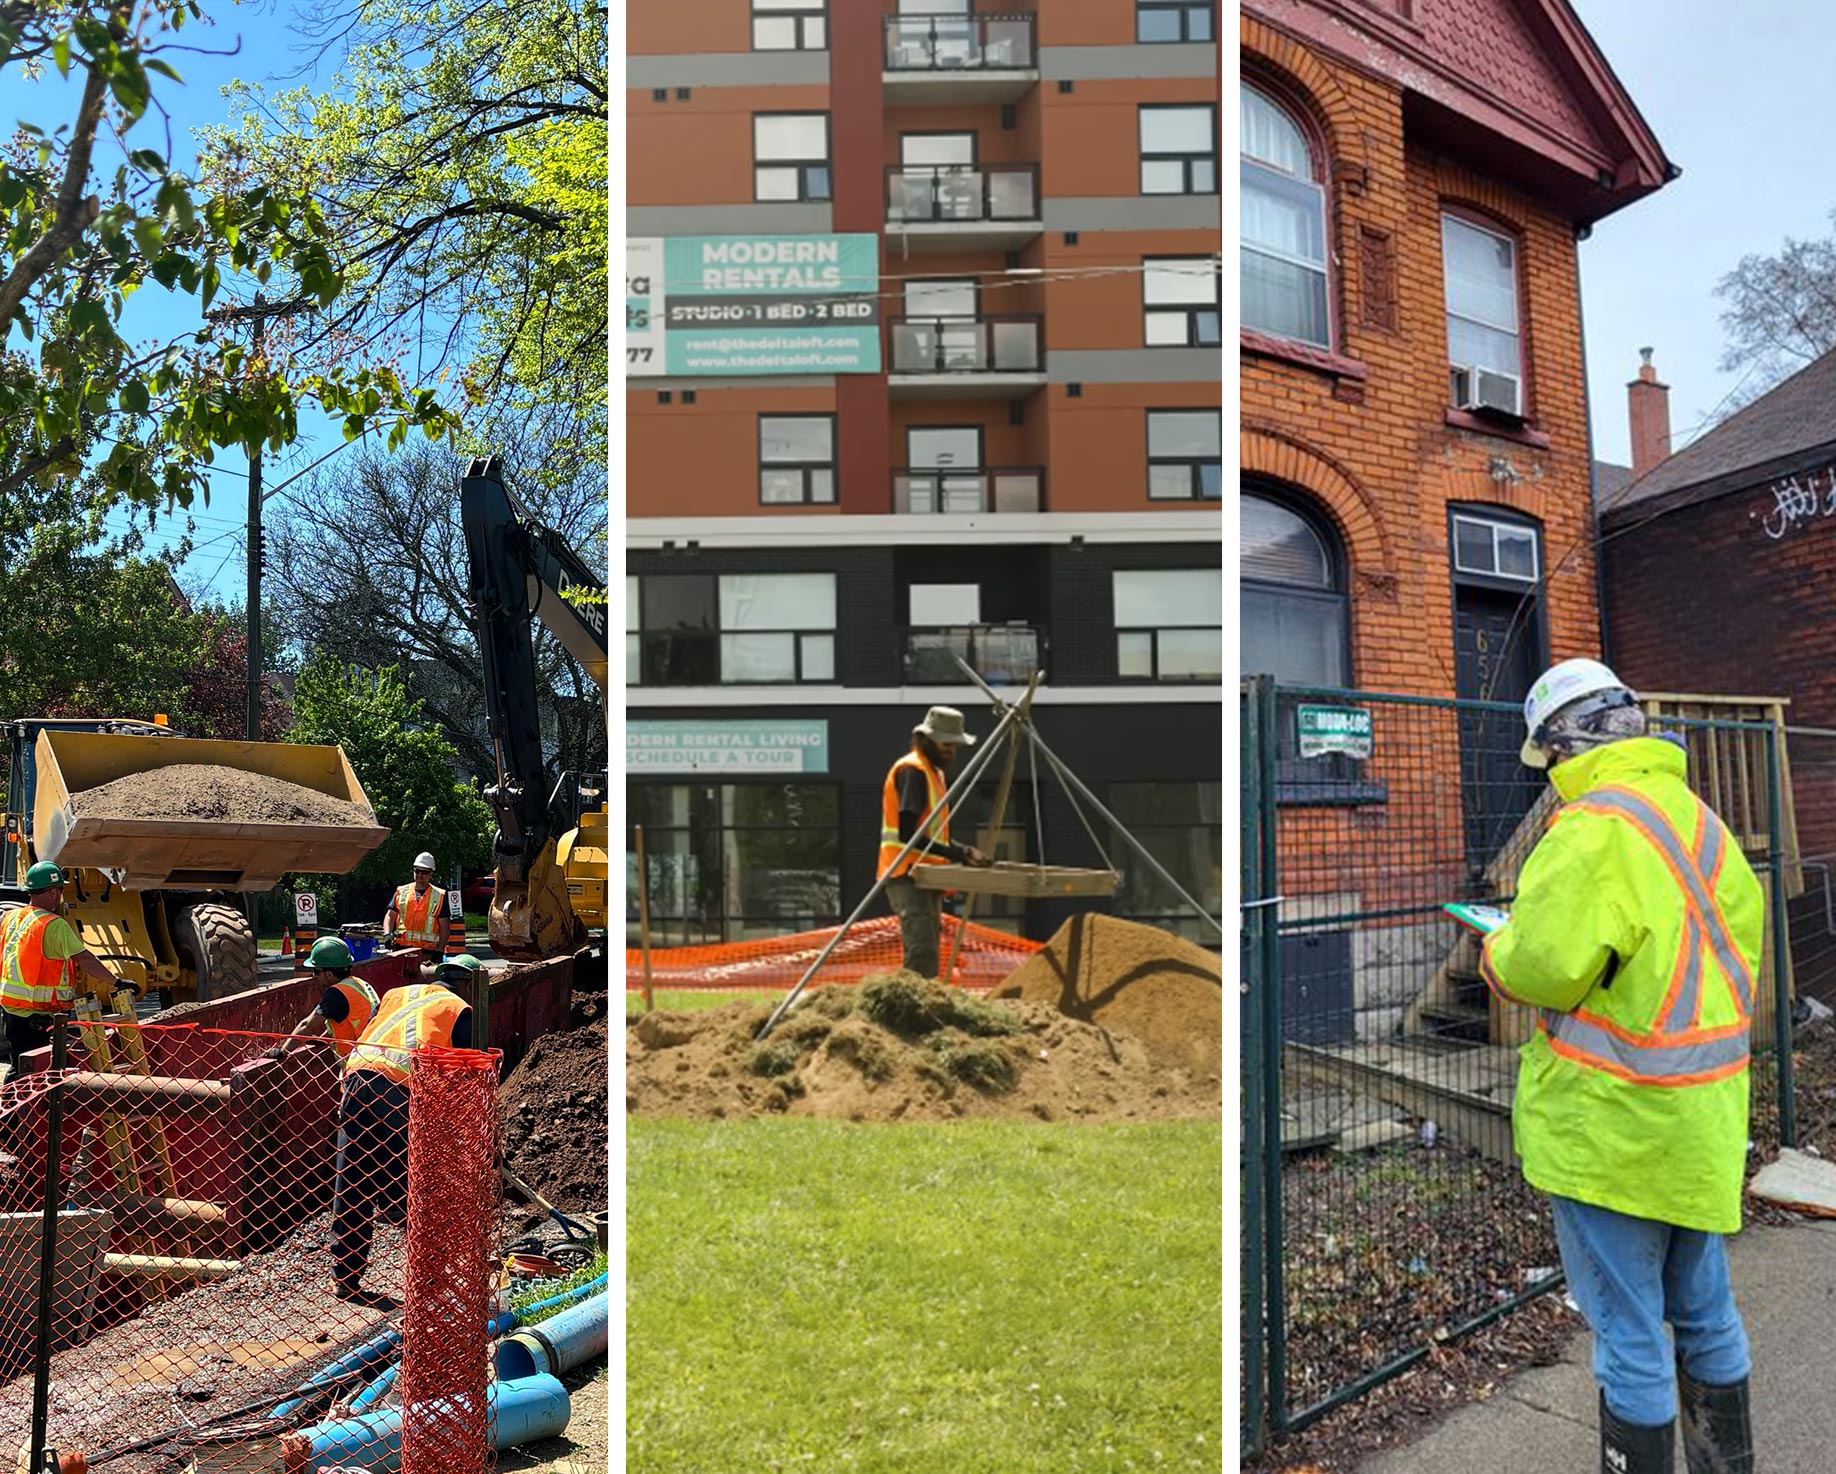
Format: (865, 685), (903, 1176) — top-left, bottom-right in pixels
(1, 720), (388, 1004)
(460, 457), (608, 961)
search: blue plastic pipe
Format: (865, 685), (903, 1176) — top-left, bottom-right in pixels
(493, 1292), (609, 1381)
(284, 1373), (570, 1471)
(271, 1327), (403, 1417)
(349, 1359), (401, 1413)
(490, 1271), (610, 1338)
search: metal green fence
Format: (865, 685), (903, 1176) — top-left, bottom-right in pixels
(1240, 678), (1796, 1456)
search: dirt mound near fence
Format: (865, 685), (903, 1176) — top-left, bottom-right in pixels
(625, 971), (1219, 1123)
(500, 1015), (608, 1218)
(993, 914), (1223, 1079)
(68, 764), (376, 826)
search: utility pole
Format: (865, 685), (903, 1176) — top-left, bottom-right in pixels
(246, 295), (265, 741)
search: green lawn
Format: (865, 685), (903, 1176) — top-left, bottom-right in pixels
(628, 1117), (1222, 1473)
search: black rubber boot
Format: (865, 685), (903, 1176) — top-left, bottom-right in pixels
(1679, 1368), (1755, 1474)
(1601, 1392), (1676, 1474)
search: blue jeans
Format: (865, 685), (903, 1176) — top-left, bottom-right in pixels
(1549, 1195), (1750, 1426)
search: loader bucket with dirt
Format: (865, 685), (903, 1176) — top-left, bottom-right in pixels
(30, 729), (390, 892)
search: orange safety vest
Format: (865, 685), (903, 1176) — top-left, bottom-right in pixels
(392, 884), (446, 948)
(345, 983), (468, 1084)
(878, 751), (950, 881)
(0, 907), (76, 1015)
(324, 977), (381, 1057)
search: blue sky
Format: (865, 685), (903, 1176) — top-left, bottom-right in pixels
(5, 5), (381, 600)
(1572, 0), (1835, 467)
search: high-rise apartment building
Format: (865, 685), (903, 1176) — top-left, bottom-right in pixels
(625, 0), (1222, 947)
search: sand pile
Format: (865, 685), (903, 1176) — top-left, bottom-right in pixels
(626, 971), (1219, 1123)
(994, 914), (1223, 1079)
(68, 765), (375, 826)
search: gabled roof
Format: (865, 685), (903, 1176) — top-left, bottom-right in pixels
(1592, 459), (1632, 511)
(1246, 0), (1674, 223)
(1600, 348), (1836, 525)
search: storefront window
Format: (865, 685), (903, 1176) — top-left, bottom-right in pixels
(628, 782), (841, 946)
(1107, 782), (1222, 945)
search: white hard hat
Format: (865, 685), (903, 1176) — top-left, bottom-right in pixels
(1521, 658), (1633, 769)
(413, 852), (437, 871)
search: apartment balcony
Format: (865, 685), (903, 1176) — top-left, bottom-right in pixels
(887, 316), (1044, 399)
(883, 12), (1038, 104)
(903, 624), (1045, 684)
(885, 165), (1043, 253)
(893, 467), (1043, 515)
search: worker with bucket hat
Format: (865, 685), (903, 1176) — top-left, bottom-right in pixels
(879, 706), (993, 983)
(1480, 658), (1760, 1474)
(0, 861), (130, 1066)
(382, 851), (447, 965)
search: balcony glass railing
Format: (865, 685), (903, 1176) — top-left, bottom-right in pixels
(893, 467), (1043, 515)
(884, 12), (1036, 71)
(904, 625), (1044, 684)
(886, 165), (1040, 223)
(889, 316), (1042, 375)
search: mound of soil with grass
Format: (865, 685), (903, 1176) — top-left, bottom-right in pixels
(500, 1015), (608, 1217)
(68, 764), (376, 826)
(626, 971), (1220, 1123)
(994, 914), (1222, 1079)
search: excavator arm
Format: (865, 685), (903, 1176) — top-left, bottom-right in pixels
(459, 456), (608, 960)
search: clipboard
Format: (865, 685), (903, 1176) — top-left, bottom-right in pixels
(1444, 902), (1510, 936)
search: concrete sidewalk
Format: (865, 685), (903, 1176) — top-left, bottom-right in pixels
(1363, 1220), (1836, 1473)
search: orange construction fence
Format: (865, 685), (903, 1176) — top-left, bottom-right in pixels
(625, 916), (1041, 993)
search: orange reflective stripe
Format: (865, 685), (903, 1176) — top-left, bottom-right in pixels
(345, 984), (465, 1081)
(1542, 1024), (1750, 1088)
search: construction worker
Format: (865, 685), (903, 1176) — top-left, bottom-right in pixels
(1480, 659), (1760, 1474)
(382, 852), (447, 964)
(879, 707), (992, 981)
(330, 955), (478, 1305)
(0, 862), (129, 1065)
(263, 937), (382, 1060)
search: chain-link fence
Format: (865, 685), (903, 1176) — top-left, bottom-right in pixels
(1241, 679), (1795, 1454)
(0, 1016), (516, 1473)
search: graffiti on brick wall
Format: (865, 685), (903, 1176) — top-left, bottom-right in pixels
(1756, 466), (1836, 540)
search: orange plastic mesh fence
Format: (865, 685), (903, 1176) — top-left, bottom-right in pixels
(0, 1017), (512, 1474)
(400, 1046), (499, 1474)
(624, 915), (1043, 992)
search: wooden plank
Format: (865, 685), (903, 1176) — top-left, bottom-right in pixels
(914, 863), (1118, 898)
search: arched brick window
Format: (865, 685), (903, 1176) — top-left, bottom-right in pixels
(1241, 81), (1330, 349)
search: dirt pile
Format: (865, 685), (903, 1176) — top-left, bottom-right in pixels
(68, 765), (376, 826)
(500, 1017), (608, 1218)
(626, 971), (1220, 1123)
(994, 914), (1223, 1080)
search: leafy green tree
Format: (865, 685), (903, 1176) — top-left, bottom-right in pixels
(203, 0), (608, 448)
(1, 0), (458, 512)
(286, 653), (493, 902)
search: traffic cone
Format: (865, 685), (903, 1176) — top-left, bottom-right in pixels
(280, 927), (292, 957)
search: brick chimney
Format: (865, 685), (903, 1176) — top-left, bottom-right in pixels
(1628, 347), (1672, 478)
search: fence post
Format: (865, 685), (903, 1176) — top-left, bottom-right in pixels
(1252, 675), (1290, 1434)
(1239, 685), (1267, 1458)
(1767, 725), (1797, 1149)
(30, 1017), (68, 1474)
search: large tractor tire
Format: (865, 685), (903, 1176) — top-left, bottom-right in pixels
(179, 902), (260, 1003)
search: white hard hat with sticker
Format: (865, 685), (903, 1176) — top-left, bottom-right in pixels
(1521, 658), (1631, 768)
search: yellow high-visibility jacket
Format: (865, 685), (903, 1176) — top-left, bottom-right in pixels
(1481, 737), (1763, 1233)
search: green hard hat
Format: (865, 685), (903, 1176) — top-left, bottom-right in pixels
(439, 953), (483, 975)
(23, 862), (63, 891)
(307, 936), (354, 970)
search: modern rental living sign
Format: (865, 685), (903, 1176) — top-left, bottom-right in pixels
(626, 234), (881, 376)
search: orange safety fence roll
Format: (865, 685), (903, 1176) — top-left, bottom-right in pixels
(624, 916), (1042, 993)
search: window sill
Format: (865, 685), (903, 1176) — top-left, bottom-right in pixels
(1276, 781), (1389, 808)
(1443, 407), (1551, 450)
(1240, 330), (1369, 383)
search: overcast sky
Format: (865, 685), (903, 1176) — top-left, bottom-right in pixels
(1571, 0), (1835, 467)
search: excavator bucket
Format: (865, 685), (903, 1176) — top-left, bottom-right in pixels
(32, 730), (389, 890)
(490, 839), (589, 962)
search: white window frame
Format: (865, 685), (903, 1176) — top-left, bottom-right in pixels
(1442, 212), (1524, 410)
(1451, 513), (1540, 584)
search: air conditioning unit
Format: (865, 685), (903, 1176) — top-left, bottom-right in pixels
(1451, 364), (1523, 418)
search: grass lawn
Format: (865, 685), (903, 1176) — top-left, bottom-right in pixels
(628, 1117), (1222, 1473)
